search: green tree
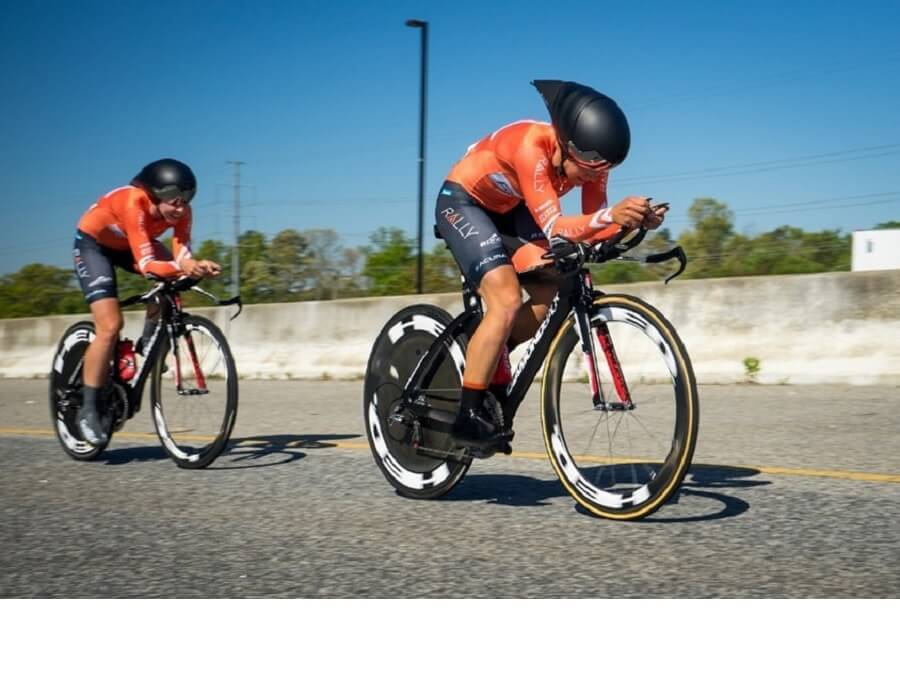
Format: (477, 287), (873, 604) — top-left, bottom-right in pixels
(677, 198), (736, 278)
(238, 230), (268, 274)
(269, 229), (311, 300)
(0, 264), (83, 318)
(241, 259), (278, 304)
(302, 228), (344, 300)
(873, 220), (900, 230)
(362, 228), (416, 296)
(423, 243), (462, 293)
(236, 230), (273, 302)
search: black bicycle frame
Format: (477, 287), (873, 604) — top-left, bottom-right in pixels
(400, 268), (602, 426)
(115, 291), (184, 417)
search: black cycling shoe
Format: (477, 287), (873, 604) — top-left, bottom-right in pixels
(77, 407), (109, 446)
(452, 406), (513, 458)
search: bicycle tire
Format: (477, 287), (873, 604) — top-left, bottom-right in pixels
(541, 294), (699, 520)
(363, 304), (471, 499)
(150, 314), (238, 469)
(48, 321), (108, 460)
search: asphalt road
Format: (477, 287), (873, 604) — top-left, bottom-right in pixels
(1, 379), (898, 597)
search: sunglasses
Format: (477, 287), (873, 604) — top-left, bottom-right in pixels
(155, 185), (196, 204)
(567, 141), (615, 170)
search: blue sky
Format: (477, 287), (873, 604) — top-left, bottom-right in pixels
(1, 0), (898, 274)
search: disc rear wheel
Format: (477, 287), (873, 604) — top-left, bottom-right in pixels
(364, 304), (471, 499)
(49, 321), (108, 460)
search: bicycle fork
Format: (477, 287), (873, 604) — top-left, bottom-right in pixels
(574, 299), (634, 412)
(169, 303), (208, 396)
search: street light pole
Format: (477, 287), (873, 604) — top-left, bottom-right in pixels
(405, 19), (428, 294)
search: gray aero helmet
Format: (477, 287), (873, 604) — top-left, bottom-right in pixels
(532, 80), (631, 166)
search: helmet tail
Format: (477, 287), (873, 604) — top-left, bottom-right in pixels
(531, 79), (566, 110)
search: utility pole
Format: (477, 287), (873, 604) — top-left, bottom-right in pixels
(226, 160), (245, 295)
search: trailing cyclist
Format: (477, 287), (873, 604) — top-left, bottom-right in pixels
(73, 158), (221, 445)
(435, 80), (669, 452)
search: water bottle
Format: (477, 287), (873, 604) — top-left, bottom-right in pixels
(116, 338), (137, 382)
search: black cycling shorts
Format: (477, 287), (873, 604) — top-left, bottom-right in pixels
(73, 231), (138, 304)
(434, 181), (547, 288)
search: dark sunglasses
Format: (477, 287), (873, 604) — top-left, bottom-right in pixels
(155, 185), (196, 204)
(567, 141), (614, 169)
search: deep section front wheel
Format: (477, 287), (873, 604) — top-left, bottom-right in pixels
(150, 314), (238, 469)
(364, 304), (471, 499)
(541, 294), (699, 519)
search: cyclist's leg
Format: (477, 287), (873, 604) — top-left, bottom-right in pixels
(435, 182), (519, 447)
(467, 265), (523, 382)
(511, 270), (560, 347)
(73, 232), (124, 443)
(503, 202), (560, 347)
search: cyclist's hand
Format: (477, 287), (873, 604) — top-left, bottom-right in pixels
(181, 259), (221, 279)
(642, 202), (670, 230)
(610, 196), (652, 229)
(195, 260), (222, 278)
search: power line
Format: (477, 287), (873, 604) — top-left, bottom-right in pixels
(616, 144), (900, 186)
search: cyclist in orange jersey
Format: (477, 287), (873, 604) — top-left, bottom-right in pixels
(435, 80), (669, 450)
(72, 158), (221, 445)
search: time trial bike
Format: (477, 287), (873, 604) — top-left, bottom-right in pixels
(49, 276), (241, 469)
(363, 228), (699, 520)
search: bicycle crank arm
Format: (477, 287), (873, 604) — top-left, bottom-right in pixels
(413, 444), (470, 462)
(414, 442), (512, 461)
(405, 402), (457, 427)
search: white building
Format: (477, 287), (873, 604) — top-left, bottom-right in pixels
(851, 229), (900, 271)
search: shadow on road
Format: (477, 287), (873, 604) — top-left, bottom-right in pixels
(99, 434), (359, 470)
(208, 434), (361, 471)
(446, 463), (768, 522)
(101, 445), (169, 464)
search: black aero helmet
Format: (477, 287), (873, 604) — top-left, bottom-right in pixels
(131, 158), (197, 204)
(532, 80), (630, 166)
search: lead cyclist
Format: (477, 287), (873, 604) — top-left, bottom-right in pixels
(434, 80), (669, 452)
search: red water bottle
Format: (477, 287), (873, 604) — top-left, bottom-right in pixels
(116, 339), (136, 381)
(491, 345), (512, 387)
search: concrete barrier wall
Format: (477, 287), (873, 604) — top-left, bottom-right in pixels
(3, 270), (899, 384)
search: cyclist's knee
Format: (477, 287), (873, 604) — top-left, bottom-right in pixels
(94, 320), (122, 343)
(476, 266), (522, 328)
(91, 302), (123, 341)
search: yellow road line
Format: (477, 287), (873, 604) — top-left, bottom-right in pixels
(2, 426), (899, 484)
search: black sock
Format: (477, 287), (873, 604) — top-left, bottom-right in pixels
(460, 386), (486, 411)
(82, 386), (99, 414)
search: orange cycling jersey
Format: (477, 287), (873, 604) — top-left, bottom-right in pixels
(77, 186), (192, 278)
(446, 121), (622, 243)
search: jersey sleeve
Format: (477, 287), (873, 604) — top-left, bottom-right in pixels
(513, 145), (622, 243)
(171, 210), (194, 266)
(581, 174), (609, 214)
(122, 205), (183, 278)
